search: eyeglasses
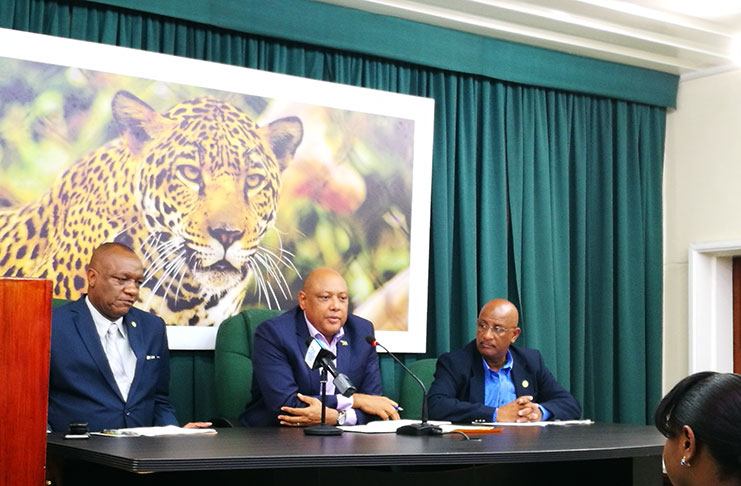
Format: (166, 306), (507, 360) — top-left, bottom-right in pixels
(476, 321), (516, 335)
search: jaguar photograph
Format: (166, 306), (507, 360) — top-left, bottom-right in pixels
(0, 29), (433, 351)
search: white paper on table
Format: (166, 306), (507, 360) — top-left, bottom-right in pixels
(438, 424), (498, 433)
(478, 419), (594, 427)
(91, 425), (218, 437)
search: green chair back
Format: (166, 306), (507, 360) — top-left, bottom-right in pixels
(398, 358), (437, 420)
(52, 298), (71, 308)
(213, 308), (282, 424)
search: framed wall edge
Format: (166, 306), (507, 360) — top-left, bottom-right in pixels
(687, 240), (739, 374)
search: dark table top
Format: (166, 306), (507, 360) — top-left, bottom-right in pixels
(46, 422), (665, 473)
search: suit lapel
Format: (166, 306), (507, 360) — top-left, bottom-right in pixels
(294, 310), (319, 390)
(510, 348), (530, 397)
(125, 312), (144, 397)
(511, 367), (523, 396)
(72, 299), (124, 401)
(335, 321), (348, 373)
(470, 344), (486, 403)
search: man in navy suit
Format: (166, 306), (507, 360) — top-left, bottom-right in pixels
(48, 243), (209, 432)
(240, 267), (400, 427)
(428, 299), (581, 423)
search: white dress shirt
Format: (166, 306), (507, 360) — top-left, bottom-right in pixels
(85, 296), (137, 400)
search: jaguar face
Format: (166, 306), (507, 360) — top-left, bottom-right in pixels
(112, 91), (303, 304)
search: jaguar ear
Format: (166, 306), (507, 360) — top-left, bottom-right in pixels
(111, 91), (169, 155)
(260, 116), (304, 171)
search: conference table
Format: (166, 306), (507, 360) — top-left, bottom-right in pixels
(46, 422), (666, 486)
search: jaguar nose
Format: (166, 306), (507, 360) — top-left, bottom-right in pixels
(208, 227), (244, 250)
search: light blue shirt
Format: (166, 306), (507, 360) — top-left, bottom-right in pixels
(483, 351), (550, 421)
(483, 351), (516, 422)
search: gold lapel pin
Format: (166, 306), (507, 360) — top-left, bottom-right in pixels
(340, 340), (348, 346)
(522, 380), (529, 388)
(131, 321), (137, 328)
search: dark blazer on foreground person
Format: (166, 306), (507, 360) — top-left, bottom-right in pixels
(240, 305), (383, 426)
(428, 340), (581, 423)
(48, 296), (178, 432)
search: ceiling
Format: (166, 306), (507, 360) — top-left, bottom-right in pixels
(315, 0), (741, 79)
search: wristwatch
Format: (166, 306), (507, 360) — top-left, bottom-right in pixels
(337, 410), (347, 426)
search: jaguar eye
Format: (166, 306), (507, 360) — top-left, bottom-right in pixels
(178, 164), (202, 183)
(245, 174), (265, 190)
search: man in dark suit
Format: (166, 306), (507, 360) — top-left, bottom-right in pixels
(47, 242), (209, 432)
(428, 298), (581, 423)
(240, 267), (400, 427)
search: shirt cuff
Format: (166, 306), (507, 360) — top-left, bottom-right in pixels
(336, 394), (354, 411)
(336, 394), (357, 425)
(343, 408), (359, 425)
(538, 405), (551, 421)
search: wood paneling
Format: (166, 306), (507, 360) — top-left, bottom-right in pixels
(0, 278), (52, 485)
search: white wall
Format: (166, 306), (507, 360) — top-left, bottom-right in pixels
(663, 68), (741, 390)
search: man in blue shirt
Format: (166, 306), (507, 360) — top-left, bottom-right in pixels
(428, 299), (580, 423)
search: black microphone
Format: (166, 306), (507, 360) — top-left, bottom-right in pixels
(304, 337), (356, 397)
(365, 335), (441, 436)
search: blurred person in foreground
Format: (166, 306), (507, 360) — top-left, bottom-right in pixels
(654, 371), (741, 486)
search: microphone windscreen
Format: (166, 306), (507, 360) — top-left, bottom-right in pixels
(365, 335), (377, 346)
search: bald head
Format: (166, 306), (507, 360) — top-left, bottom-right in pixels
(299, 267), (349, 341)
(89, 242), (138, 268)
(302, 267), (345, 293)
(478, 299), (519, 327)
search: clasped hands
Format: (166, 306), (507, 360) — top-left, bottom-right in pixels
(496, 395), (543, 423)
(278, 392), (401, 426)
(184, 421), (213, 428)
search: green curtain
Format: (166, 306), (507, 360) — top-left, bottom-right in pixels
(1, 0), (664, 424)
(85, 0), (678, 108)
(504, 91), (664, 423)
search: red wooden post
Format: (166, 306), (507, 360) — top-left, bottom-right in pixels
(0, 278), (52, 485)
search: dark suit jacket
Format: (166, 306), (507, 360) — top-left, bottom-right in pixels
(428, 340), (581, 423)
(48, 296), (178, 432)
(240, 306), (382, 426)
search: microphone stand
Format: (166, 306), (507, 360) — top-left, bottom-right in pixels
(395, 383), (440, 436)
(369, 338), (440, 436)
(304, 366), (343, 436)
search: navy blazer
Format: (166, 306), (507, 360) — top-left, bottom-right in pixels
(240, 306), (383, 426)
(428, 340), (581, 423)
(48, 296), (178, 432)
